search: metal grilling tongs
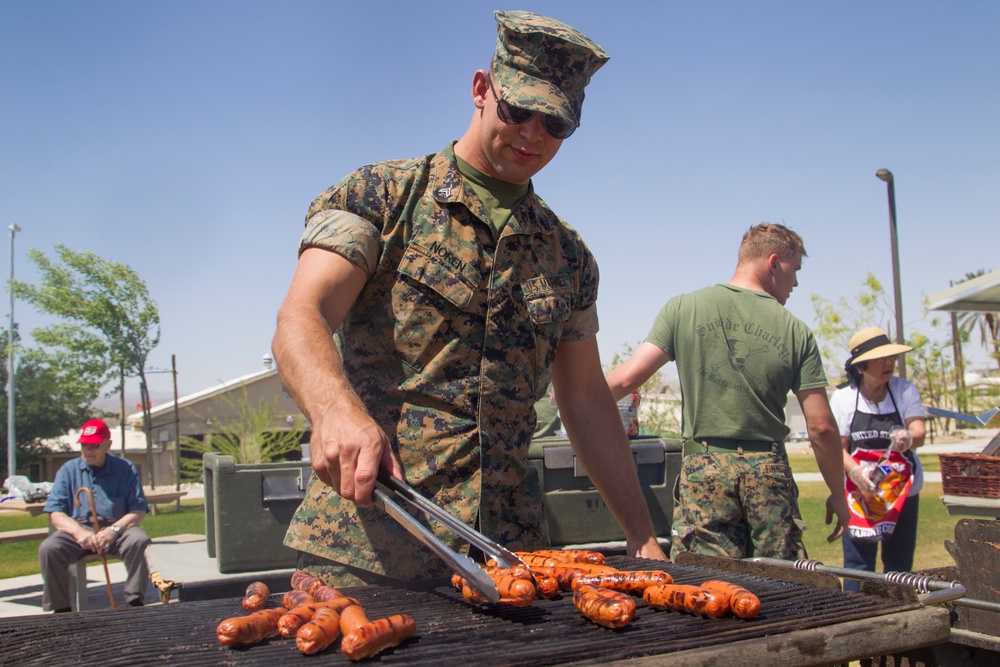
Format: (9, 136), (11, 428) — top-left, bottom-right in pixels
(372, 469), (527, 604)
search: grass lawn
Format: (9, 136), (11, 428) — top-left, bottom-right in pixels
(0, 499), (206, 579)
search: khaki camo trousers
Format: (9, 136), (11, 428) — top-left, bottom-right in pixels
(671, 448), (807, 560)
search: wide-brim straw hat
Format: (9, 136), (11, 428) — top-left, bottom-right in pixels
(847, 327), (913, 365)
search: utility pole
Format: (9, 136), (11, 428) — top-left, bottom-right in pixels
(7, 224), (21, 479)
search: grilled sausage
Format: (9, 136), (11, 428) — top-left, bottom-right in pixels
(534, 573), (560, 598)
(530, 564), (589, 591)
(700, 580), (761, 619)
(572, 570), (674, 596)
(454, 574), (536, 606)
(295, 607), (342, 655)
(529, 549), (606, 565)
(341, 614), (417, 661)
(312, 585), (345, 602)
(282, 589), (315, 610)
(241, 581), (270, 612)
(282, 595), (360, 634)
(279, 604), (319, 638)
(643, 584), (730, 618)
(573, 583), (636, 629)
(491, 573), (536, 605)
(461, 581), (489, 604)
(318, 596), (360, 613)
(217, 607), (284, 646)
(513, 553), (566, 567)
(339, 604), (371, 635)
(484, 563), (535, 582)
(290, 570), (326, 595)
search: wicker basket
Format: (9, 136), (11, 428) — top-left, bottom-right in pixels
(939, 453), (1000, 498)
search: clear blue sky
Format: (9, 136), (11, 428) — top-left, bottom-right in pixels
(2, 1), (998, 405)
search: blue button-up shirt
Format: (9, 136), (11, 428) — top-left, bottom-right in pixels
(43, 454), (148, 523)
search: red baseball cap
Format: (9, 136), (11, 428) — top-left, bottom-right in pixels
(78, 419), (111, 445)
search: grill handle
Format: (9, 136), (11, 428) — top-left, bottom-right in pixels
(746, 557), (972, 606)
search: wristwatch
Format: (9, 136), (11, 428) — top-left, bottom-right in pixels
(110, 525), (121, 534)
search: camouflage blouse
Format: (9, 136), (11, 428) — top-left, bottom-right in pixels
(284, 143), (600, 580)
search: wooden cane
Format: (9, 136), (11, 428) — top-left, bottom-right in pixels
(75, 487), (117, 609)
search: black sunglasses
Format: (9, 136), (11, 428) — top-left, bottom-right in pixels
(487, 76), (578, 140)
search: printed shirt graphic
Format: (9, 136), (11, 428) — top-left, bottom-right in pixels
(646, 284), (826, 442)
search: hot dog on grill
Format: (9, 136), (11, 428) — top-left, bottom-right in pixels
(278, 597), (359, 637)
(529, 564), (591, 591)
(282, 589), (315, 610)
(643, 584), (730, 618)
(529, 549), (606, 565)
(295, 606), (342, 655)
(341, 614), (417, 661)
(571, 570), (674, 596)
(452, 571), (537, 606)
(573, 583), (636, 629)
(312, 585), (345, 602)
(290, 569), (326, 595)
(484, 563), (535, 583)
(216, 607), (284, 646)
(241, 581), (270, 612)
(533, 573), (560, 598)
(339, 604), (371, 635)
(700, 580), (761, 619)
(492, 573), (536, 605)
(278, 604), (318, 638)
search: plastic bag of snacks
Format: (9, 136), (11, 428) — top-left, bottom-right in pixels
(616, 392), (641, 438)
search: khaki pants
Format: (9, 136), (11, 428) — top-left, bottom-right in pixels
(39, 526), (151, 611)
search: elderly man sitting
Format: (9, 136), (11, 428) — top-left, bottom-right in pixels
(38, 419), (151, 612)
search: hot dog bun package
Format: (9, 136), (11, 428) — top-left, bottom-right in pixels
(845, 448), (912, 541)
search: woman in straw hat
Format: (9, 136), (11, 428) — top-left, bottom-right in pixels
(829, 327), (926, 592)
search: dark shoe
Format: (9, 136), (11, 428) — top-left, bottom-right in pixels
(53, 607), (72, 614)
(127, 599), (143, 608)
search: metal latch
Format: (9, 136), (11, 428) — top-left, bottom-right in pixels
(261, 465), (311, 502)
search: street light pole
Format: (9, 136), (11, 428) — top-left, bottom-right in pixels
(7, 224), (21, 479)
(876, 169), (905, 380)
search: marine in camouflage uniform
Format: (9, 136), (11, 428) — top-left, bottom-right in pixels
(276, 10), (667, 586)
(606, 224), (853, 560)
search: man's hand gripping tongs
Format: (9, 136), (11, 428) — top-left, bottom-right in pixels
(373, 469), (528, 604)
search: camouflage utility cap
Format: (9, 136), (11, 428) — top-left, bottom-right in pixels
(492, 10), (609, 127)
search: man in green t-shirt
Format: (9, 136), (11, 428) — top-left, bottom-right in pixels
(607, 223), (852, 559)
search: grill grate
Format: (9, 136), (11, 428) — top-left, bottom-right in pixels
(0, 558), (923, 667)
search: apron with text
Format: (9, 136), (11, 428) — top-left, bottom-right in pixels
(845, 388), (913, 541)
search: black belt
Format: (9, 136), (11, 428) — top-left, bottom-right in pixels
(683, 438), (781, 456)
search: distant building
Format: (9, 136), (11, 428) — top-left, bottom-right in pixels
(34, 356), (307, 487)
(122, 358), (307, 486)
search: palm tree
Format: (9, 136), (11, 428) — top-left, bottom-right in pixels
(956, 270), (1000, 370)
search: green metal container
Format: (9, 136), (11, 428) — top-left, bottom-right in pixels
(527, 435), (682, 545)
(203, 453), (309, 573)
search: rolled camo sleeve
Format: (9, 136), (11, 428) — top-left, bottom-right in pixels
(562, 302), (599, 341)
(299, 209), (382, 279)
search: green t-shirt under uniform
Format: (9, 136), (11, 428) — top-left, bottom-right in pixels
(455, 155), (527, 237)
(646, 283), (827, 443)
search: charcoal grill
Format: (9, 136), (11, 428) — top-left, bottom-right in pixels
(0, 556), (949, 667)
